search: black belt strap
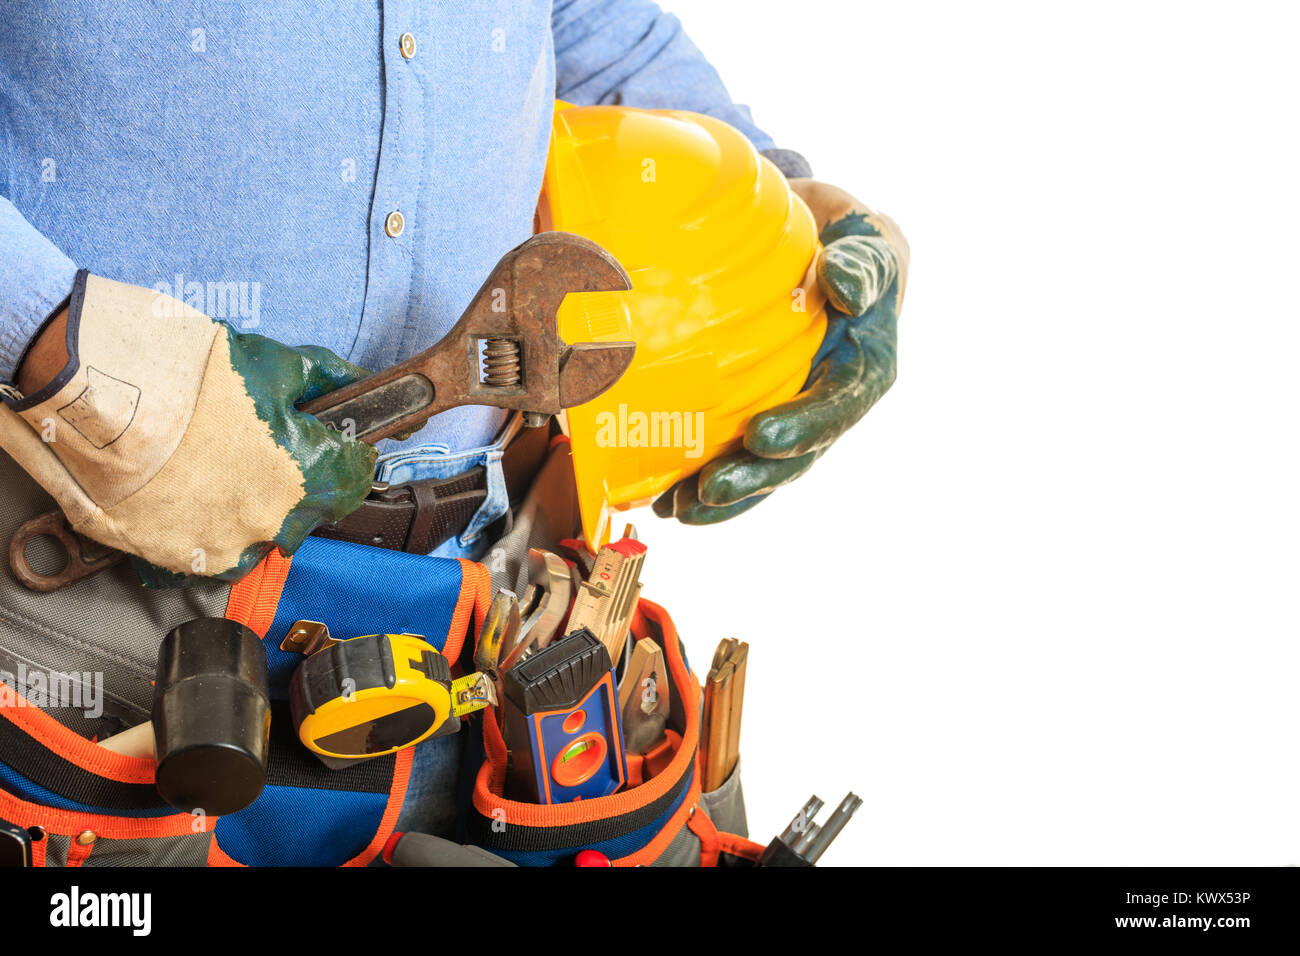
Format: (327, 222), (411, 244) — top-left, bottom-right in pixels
(313, 467), (488, 554)
(311, 422), (552, 555)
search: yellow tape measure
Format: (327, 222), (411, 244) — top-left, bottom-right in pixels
(289, 633), (492, 763)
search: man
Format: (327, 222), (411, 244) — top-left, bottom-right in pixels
(0, 1), (905, 850)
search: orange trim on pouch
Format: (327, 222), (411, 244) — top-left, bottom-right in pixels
(715, 831), (765, 864)
(625, 754), (644, 788)
(224, 547), (293, 637)
(0, 683), (155, 785)
(451, 558), (492, 664)
(64, 837), (94, 867)
(686, 798), (721, 868)
(0, 785), (206, 841)
(343, 745), (413, 867)
(207, 838), (239, 867)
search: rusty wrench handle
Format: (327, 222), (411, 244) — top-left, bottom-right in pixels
(300, 366), (442, 444)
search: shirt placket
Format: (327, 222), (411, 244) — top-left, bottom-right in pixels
(355, 0), (428, 371)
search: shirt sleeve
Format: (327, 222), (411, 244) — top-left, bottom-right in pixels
(552, 0), (776, 152)
(0, 198), (76, 384)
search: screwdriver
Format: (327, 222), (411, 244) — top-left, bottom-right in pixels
(758, 793), (863, 866)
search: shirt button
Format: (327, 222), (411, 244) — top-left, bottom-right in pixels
(385, 211), (406, 238)
(399, 32), (417, 59)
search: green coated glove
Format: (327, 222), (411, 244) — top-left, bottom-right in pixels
(654, 180), (908, 524)
(0, 271), (378, 585)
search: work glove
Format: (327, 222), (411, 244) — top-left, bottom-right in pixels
(0, 271), (377, 584)
(653, 180), (908, 524)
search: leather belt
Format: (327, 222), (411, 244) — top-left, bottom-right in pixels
(310, 422), (551, 555)
(313, 467), (489, 554)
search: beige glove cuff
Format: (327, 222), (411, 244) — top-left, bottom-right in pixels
(0, 404), (97, 526)
(3, 272), (218, 508)
(789, 179), (910, 307)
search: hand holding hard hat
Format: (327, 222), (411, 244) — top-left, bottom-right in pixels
(544, 104), (906, 545)
(655, 180), (909, 525)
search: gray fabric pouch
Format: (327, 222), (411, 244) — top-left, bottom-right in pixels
(653, 760), (751, 867)
(0, 449), (226, 865)
(0, 450), (228, 739)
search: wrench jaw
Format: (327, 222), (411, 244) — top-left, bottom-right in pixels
(513, 230), (633, 296)
(557, 340), (637, 409)
(456, 231), (635, 424)
(520, 233), (634, 422)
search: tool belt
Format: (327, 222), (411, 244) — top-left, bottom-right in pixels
(0, 438), (758, 867)
(0, 537), (492, 867)
(0, 448), (490, 866)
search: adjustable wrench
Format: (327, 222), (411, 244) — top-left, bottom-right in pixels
(300, 231), (634, 439)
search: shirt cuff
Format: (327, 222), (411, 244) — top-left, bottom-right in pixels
(760, 148), (814, 180)
(0, 198), (78, 383)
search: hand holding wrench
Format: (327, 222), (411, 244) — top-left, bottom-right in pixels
(9, 232), (634, 591)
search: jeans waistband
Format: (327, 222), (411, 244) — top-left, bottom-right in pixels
(371, 416), (522, 559)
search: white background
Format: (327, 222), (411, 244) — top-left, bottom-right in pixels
(633, 0), (1300, 864)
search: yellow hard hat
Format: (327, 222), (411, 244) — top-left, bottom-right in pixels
(543, 104), (828, 548)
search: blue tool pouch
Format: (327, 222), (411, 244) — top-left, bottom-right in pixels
(0, 445), (491, 867)
(462, 598), (761, 867)
(210, 538), (491, 866)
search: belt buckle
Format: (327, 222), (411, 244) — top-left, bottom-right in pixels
(367, 480), (411, 503)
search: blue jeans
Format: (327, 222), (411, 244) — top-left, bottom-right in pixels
(377, 416), (519, 847)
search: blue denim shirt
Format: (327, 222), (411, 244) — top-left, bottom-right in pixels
(0, 0), (773, 455)
(1, 1), (781, 854)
